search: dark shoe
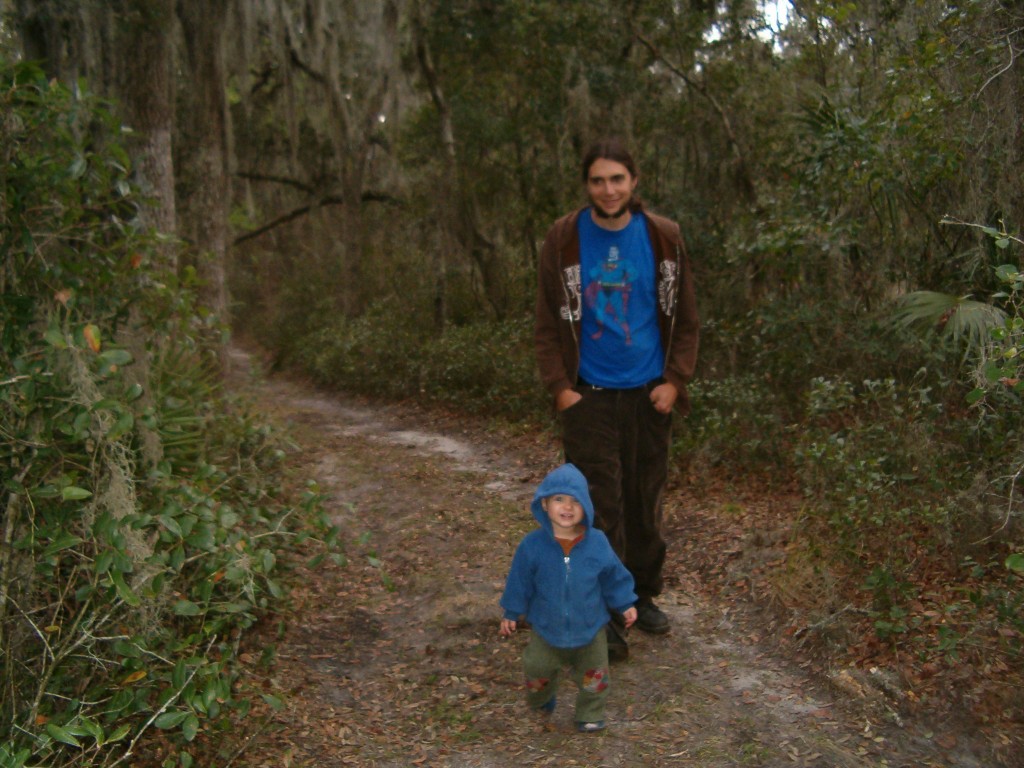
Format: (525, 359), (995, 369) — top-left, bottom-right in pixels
(532, 696), (557, 716)
(635, 599), (670, 635)
(605, 622), (629, 663)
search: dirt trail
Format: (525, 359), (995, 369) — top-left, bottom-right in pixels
(232, 357), (991, 768)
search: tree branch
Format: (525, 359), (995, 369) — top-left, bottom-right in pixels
(232, 191), (402, 246)
(109, 636), (216, 768)
(236, 171), (315, 195)
(976, 34), (1019, 98)
(232, 196), (341, 246)
(286, 37), (325, 83)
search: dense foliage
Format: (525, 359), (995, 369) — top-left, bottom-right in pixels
(0, 62), (339, 767)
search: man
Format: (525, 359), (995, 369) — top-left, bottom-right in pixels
(534, 137), (699, 661)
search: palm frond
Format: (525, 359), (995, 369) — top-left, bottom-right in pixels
(892, 290), (1007, 356)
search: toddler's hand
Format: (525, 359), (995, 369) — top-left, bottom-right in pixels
(500, 619), (517, 636)
(622, 606), (638, 629)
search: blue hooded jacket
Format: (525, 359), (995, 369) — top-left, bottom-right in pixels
(500, 463), (637, 649)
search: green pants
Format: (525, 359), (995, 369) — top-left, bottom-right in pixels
(523, 630), (610, 724)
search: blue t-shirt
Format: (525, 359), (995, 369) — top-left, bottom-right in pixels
(578, 210), (664, 388)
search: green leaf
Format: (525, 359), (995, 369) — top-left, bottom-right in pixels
(106, 409), (135, 440)
(201, 680), (219, 710)
(892, 291), (1007, 352)
(173, 600), (202, 616)
(172, 660), (188, 689)
(1006, 553), (1024, 574)
(186, 524), (216, 550)
(265, 578), (283, 598)
(44, 326), (68, 349)
(106, 724), (131, 743)
(43, 531), (84, 557)
(261, 693), (284, 711)
(69, 155), (87, 178)
(109, 569), (140, 607)
(2, 747), (31, 767)
(260, 549), (276, 572)
(983, 361), (1005, 383)
(159, 514), (184, 537)
(995, 264), (1019, 281)
(98, 349), (134, 367)
(33, 484), (61, 499)
(96, 549), (115, 573)
(181, 714), (200, 742)
(45, 723), (82, 748)
(154, 711), (189, 729)
(65, 717), (104, 742)
(170, 545), (186, 570)
(62, 486), (93, 501)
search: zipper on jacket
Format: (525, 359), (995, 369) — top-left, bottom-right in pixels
(563, 555), (572, 635)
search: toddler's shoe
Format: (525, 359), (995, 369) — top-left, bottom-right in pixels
(576, 720), (606, 733)
(536, 697), (556, 714)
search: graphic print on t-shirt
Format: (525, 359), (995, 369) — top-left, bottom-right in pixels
(578, 211), (663, 389)
(585, 246), (638, 345)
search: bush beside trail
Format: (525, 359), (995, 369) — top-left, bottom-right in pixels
(0, 62), (340, 768)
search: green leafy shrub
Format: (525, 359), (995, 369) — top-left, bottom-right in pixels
(795, 375), (952, 546)
(296, 307), (546, 425)
(0, 61), (339, 768)
(675, 373), (788, 476)
(418, 317), (546, 422)
(297, 297), (427, 399)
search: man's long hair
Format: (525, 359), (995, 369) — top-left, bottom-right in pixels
(580, 137), (643, 212)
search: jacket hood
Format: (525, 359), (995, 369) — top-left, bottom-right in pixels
(530, 463), (595, 530)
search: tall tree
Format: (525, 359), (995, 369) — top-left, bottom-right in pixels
(176, 0), (232, 341)
(113, 0), (177, 256)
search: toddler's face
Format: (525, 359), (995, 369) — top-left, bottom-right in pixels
(542, 493), (584, 533)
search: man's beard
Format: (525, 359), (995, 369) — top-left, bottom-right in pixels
(592, 196), (632, 220)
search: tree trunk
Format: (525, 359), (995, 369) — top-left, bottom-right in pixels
(110, 0), (178, 262)
(176, 0), (232, 369)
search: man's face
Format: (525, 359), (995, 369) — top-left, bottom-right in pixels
(586, 158), (637, 220)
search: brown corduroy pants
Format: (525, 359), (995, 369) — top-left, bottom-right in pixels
(559, 380), (672, 601)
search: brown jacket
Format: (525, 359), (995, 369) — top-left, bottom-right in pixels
(534, 206), (700, 415)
